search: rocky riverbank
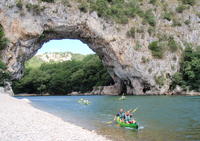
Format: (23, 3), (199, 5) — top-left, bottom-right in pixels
(0, 92), (110, 141)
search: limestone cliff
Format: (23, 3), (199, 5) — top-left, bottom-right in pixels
(0, 0), (200, 95)
(29, 52), (86, 63)
(36, 52), (73, 63)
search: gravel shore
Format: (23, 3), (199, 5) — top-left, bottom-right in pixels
(0, 93), (110, 141)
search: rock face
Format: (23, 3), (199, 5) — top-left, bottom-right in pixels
(0, 0), (200, 95)
(91, 85), (121, 95)
(0, 82), (14, 96)
(36, 52), (73, 63)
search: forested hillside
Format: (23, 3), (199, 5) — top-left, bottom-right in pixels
(26, 52), (86, 69)
(13, 54), (114, 95)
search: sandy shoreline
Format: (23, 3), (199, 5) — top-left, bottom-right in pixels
(0, 93), (110, 141)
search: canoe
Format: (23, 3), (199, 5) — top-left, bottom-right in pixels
(116, 117), (138, 129)
(119, 96), (126, 100)
(78, 99), (91, 105)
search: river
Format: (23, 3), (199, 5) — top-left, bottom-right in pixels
(16, 95), (200, 141)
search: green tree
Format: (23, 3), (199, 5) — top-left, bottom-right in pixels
(0, 25), (8, 50)
(172, 47), (200, 91)
(0, 60), (10, 86)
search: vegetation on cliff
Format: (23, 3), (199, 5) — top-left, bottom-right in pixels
(76, 0), (196, 26)
(0, 25), (8, 50)
(77, 0), (156, 25)
(148, 36), (180, 58)
(172, 46), (200, 91)
(0, 25), (10, 86)
(0, 60), (10, 86)
(13, 54), (113, 95)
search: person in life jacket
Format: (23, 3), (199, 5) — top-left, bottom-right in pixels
(125, 111), (136, 124)
(114, 108), (125, 122)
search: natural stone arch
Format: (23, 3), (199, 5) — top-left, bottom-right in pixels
(21, 24), (125, 93)
(1, 0), (191, 95)
(0, 0), (127, 94)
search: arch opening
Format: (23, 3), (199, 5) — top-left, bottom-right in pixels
(12, 38), (117, 95)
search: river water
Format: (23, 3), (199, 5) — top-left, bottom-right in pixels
(16, 96), (200, 141)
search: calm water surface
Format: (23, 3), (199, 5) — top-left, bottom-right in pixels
(16, 96), (200, 141)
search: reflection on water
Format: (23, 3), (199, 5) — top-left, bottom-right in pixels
(16, 96), (200, 141)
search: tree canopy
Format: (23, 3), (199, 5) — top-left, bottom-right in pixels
(13, 55), (114, 95)
(172, 46), (200, 91)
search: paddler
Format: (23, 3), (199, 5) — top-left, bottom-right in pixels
(114, 108), (125, 122)
(125, 111), (136, 124)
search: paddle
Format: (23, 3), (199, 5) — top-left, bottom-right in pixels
(106, 115), (118, 124)
(106, 121), (113, 124)
(129, 107), (138, 113)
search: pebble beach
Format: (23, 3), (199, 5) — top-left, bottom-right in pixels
(0, 93), (110, 141)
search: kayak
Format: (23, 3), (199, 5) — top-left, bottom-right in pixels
(119, 96), (126, 100)
(116, 117), (138, 129)
(78, 98), (91, 105)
